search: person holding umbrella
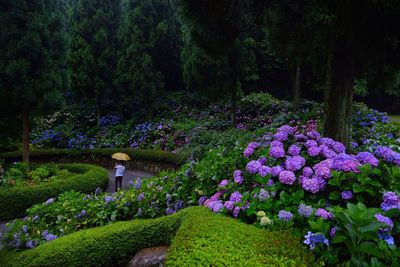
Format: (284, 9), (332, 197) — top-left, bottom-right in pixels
(111, 153), (130, 192)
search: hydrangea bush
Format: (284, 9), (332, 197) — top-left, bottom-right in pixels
(197, 124), (400, 265)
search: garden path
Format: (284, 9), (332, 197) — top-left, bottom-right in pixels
(106, 169), (153, 193)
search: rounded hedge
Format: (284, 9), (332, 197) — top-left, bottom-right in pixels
(1, 148), (186, 166)
(0, 164), (108, 220)
(0, 207), (317, 267)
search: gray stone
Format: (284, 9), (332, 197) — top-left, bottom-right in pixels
(127, 246), (169, 267)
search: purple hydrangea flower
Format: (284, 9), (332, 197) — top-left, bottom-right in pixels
(104, 195), (114, 204)
(306, 131), (321, 140)
(315, 208), (333, 220)
(233, 170), (244, 185)
(279, 171), (296, 185)
(375, 213), (393, 231)
(277, 125), (296, 134)
(288, 145), (301, 156)
(267, 179), (274, 186)
(258, 166), (272, 177)
(307, 146), (321, 157)
(341, 191), (353, 200)
(224, 201), (235, 211)
(305, 140), (318, 148)
(297, 204), (313, 217)
(42, 230), (49, 238)
(302, 178), (324, 193)
(45, 198), (54, 205)
(321, 146), (337, 158)
(319, 138), (334, 146)
(218, 179), (228, 187)
(208, 201), (224, 213)
(314, 166), (331, 179)
(294, 134), (307, 142)
(330, 227), (337, 238)
(270, 140), (284, 147)
(246, 160), (262, 174)
(22, 225), (28, 233)
(381, 191), (400, 211)
(332, 142), (346, 153)
(302, 167), (313, 177)
(356, 152), (379, 166)
(233, 206), (241, 218)
(271, 166), (284, 177)
(166, 207), (175, 215)
(209, 191), (223, 202)
(304, 232), (329, 249)
(285, 156), (306, 171)
(258, 157), (267, 165)
(274, 131), (289, 142)
(230, 191), (243, 203)
(45, 234), (58, 242)
(243, 142), (259, 157)
(95, 187), (101, 196)
(278, 210), (293, 221)
(136, 193), (145, 202)
(258, 189), (270, 201)
(174, 200), (184, 210)
(198, 196), (208, 206)
(269, 146), (285, 159)
(26, 240), (37, 249)
(378, 231), (395, 246)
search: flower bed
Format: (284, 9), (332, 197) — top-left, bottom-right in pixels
(197, 125), (400, 265)
(0, 207), (315, 267)
(0, 164), (108, 220)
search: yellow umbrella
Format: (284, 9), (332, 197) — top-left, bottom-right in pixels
(111, 152), (131, 161)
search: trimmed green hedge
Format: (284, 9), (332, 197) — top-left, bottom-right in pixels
(0, 164), (108, 220)
(0, 207), (317, 267)
(166, 208), (317, 267)
(1, 148), (186, 165)
(0, 211), (184, 267)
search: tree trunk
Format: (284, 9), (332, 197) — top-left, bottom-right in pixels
(22, 111), (30, 171)
(293, 63), (301, 111)
(324, 43), (354, 148)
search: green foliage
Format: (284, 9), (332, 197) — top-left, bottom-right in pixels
(0, 207), (315, 267)
(166, 207), (317, 266)
(117, 0), (182, 118)
(0, 0), (66, 113)
(0, 210), (184, 267)
(330, 203), (399, 266)
(67, 0), (120, 122)
(0, 164), (108, 220)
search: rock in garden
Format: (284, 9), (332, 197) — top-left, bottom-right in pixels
(127, 246), (169, 267)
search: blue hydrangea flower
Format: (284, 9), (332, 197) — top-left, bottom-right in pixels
(304, 232), (329, 249)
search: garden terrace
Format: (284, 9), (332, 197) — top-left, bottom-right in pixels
(0, 207), (316, 267)
(1, 148), (185, 173)
(0, 164), (108, 220)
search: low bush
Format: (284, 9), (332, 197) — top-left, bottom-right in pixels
(1, 148), (186, 166)
(166, 207), (317, 267)
(0, 207), (315, 267)
(0, 164), (108, 220)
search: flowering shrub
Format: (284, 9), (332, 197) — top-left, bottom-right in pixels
(196, 125), (400, 265)
(0, 163), (70, 187)
(352, 103), (400, 152)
